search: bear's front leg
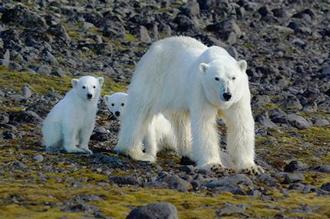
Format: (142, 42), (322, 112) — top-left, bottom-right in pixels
(63, 129), (86, 154)
(79, 124), (94, 155)
(191, 105), (223, 170)
(143, 125), (157, 160)
(223, 98), (264, 174)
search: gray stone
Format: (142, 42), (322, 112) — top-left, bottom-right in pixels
(320, 183), (330, 192)
(313, 118), (329, 127)
(287, 114), (312, 129)
(282, 173), (305, 184)
(161, 175), (191, 192)
(37, 65), (52, 75)
(204, 174), (253, 189)
(126, 202), (178, 219)
(315, 165), (330, 173)
(139, 26), (151, 43)
(22, 84), (33, 98)
(284, 160), (307, 172)
(33, 154), (44, 162)
(109, 176), (140, 186)
(217, 203), (247, 216)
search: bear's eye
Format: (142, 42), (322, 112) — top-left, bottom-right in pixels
(111, 103), (114, 106)
(121, 103), (125, 106)
(232, 76), (236, 80)
(82, 86), (86, 89)
(214, 77), (219, 81)
(93, 85), (96, 89)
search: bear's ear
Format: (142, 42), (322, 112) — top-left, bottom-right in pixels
(71, 79), (79, 88)
(199, 63), (209, 73)
(238, 60), (247, 72)
(98, 77), (104, 86)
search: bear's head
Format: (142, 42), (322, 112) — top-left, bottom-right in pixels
(199, 59), (248, 109)
(104, 92), (128, 119)
(71, 76), (104, 102)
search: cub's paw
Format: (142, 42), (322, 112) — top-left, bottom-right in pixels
(133, 153), (156, 163)
(65, 146), (87, 154)
(240, 165), (264, 175)
(81, 147), (93, 155)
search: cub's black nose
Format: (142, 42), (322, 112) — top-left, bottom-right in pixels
(115, 111), (120, 117)
(223, 92), (232, 101)
(87, 93), (93, 99)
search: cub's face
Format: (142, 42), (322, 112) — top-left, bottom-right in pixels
(200, 59), (248, 109)
(104, 92), (128, 119)
(72, 76), (104, 102)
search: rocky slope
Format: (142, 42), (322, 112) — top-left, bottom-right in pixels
(0, 0), (329, 218)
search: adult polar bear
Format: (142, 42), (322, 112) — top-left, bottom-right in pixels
(115, 36), (263, 173)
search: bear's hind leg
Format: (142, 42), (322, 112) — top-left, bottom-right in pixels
(168, 112), (192, 159)
(116, 107), (155, 162)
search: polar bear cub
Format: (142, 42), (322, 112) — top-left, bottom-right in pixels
(104, 92), (177, 161)
(115, 36), (263, 173)
(42, 76), (104, 154)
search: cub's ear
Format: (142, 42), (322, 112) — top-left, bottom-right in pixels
(199, 63), (209, 73)
(71, 79), (79, 88)
(238, 60), (247, 72)
(98, 77), (104, 86)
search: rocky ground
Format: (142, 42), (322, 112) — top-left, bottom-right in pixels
(0, 0), (329, 218)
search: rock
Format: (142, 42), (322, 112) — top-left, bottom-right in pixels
(216, 203), (247, 216)
(207, 19), (242, 44)
(181, 0), (200, 17)
(33, 154), (44, 162)
(256, 112), (277, 128)
(258, 173), (277, 186)
(0, 113), (9, 125)
(91, 126), (109, 141)
(9, 110), (42, 124)
(179, 165), (195, 174)
(174, 14), (196, 32)
(22, 84), (33, 98)
(320, 183), (330, 192)
(48, 24), (71, 43)
(258, 6), (271, 17)
(51, 67), (65, 77)
(204, 174), (253, 189)
(109, 176), (140, 186)
(126, 202), (178, 219)
(37, 65), (52, 75)
(269, 109), (288, 124)
(314, 165), (330, 173)
(272, 8), (288, 18)
(282, 173), (305, 184)
(139, 26), (151, 43)
(287, 114), (311, 129)
(313, 118), (329, 127)
(320, 65), (330, 77)
(161, 175), (192, 192)
(2, 49), (10, 67)
(3, 130), (15, 139)
(284, 160), (307, 172)
(1, 4), (47, 30)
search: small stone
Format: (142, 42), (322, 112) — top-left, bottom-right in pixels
(287, 114), (311, 129)
(109, 176), (140, 185)
(313, 118), (329, 127)
(216, 203), (247, 216)
(126, 202), (178, 219)
(314, 165), (330, 173)
(140, 26), (151, 43)
(284, 160), (307, 172)
(258, 6), (271, 17)
(0, 113), (9, 125)
(282, 173), (305, 184)
(22, 84), (33, 98)
(320, 183), (330, 192)
(37, 65), (52, 75)
(161, 175), (192, 192)
(33, 154), (44, 162)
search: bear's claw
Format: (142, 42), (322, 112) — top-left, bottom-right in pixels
(240, 165), (264, 175)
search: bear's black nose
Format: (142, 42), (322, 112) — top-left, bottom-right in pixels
(223, 92), (232, 101)
(115, 111), (120, 117)
(87, 93), (93, 99)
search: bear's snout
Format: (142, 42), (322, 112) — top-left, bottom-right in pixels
(115, 111), (120, 117)
(87, 93), (93, 99)
(223, 92), (232, 101)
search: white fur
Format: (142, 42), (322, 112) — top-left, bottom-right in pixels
(104, 92), (177, 161)
(115, 36), (261, 172)
(42, 76), (104, 154)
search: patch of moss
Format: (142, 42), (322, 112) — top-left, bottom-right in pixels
(124, 33), (137, 42)
(0, 66), (127, 96)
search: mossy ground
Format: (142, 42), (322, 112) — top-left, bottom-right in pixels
(0, 68), (329, 218)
